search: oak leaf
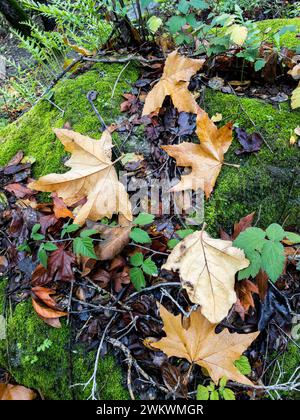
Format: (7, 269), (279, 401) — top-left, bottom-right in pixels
(151, 304), (259, 385)
(0, 383), (36, 400)
(142, 50), (204, 115)
(28, 129), (132, 225)
(162, 230), (249, 323)
(162, 109), (233, 198)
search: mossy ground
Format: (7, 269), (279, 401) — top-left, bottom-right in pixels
(0, 62), (139, 178)
(203, 89), (300, 235)
(256, 18), (300, 49)
(0, 278), (128, 400)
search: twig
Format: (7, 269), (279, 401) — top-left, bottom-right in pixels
(111, 60), (131, 99)
(128, 242), (169, 256)
(107, 337), (169, 395)
(125, 281), (181, 302)
(82, 55), (164, 64)
(161, 288), (198, 318)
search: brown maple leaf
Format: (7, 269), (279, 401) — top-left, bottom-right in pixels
(142, 50), (204, 115)
(48, 246), (75, 282)
(28, 129), (132, 225)
(220, 212), (255, 241)
(162, 108), (233, 198)
(151, 304), (259, 385)
(31, 286), (67, 327)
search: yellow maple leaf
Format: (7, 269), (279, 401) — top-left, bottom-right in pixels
(142, 50), (204, 115)
(151, 303), (259, 385)
(162, 108), (233, 198)
(29, 129), (132, 225)
(291, 82), (300, 109)
(162, 230), (249, 323)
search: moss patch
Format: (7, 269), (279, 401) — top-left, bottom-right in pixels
(0, 286), (128, 400)
(203, 89), (300, 235)
(0, 62), (139, 178)
(257, 18), (300, 49)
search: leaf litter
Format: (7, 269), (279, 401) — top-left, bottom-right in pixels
(0, 51), (299, 400)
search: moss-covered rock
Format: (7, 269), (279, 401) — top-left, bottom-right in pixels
(0, 278), (128, 400)
(257, 18), (300, 49)
(0, 62), (139, 178)
(203, 89), (300, 235)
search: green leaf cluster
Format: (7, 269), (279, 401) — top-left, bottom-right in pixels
(196, 377), (235, 400)
(233, 224), (300, 282)
(129, 252), (158, 291)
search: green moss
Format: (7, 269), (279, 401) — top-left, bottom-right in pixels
(0, 63), (139, 178)
(0, 297), (128, 400)
(257, 18), (300, 49)
(203, 90), (300, 235)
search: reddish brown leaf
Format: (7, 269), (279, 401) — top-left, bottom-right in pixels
(48, 246), (75, 282)
(52, 193), (74, 219)
(4, 183), (35, 198)
(32, 297), (67, 320)
(31, 264), (52, 286)
(233, 212), (255, 239)
(256, 269), (268, 301)
(6, 151), (24, 167)
(235, 279), (258, 317)
(0, 256), (8, 273)
(0, 383), (36, 400)
(39, 214), (59, 234)
(90, 268), (111, 288)
(120, 93), (139, 114)
(31, 286), (58, 308)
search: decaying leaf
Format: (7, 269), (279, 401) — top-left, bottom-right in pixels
(288, 63), (300, 80)
(162, 230), (249, 323)
(89, 223), (132, 260)
(31, 286), (67, 326)
(235, 279), (259, 319)
(0, 383), (37, 400)
(63, 37), (96, 57)
(28, 129), (132, 225)
(52, 193), (74, 219)
(162, 109), (233, 198)
(142, 51), (204, 115)
(151, 304), (259, 385)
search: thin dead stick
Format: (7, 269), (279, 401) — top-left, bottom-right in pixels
(223, 162), (240, 169)
(83, 55), (164, 64)
(111, 60), (131, 99)
(107, 337), (169, 395)
(125, 281), (181, 302)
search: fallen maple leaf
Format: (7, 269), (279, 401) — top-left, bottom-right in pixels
(288, 63), (300, 80)
(291, 82), (300, 109)
(142, 51), (204, 115)
(28, 129), (132, 225)
(0, 383), (36, 400)
(162, 230), (249, 323)
(4, 183), (35, 199)
(47, 246), (75, 282)
(151, 304), (259, 385)
(162, 108), (233, 198)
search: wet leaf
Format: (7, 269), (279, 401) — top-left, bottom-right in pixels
(235, 128), (263, 155)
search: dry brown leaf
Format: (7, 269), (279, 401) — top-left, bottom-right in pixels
(142, 50), (204, 115)
(162, 230), (249, 323)
(151, 303), (259, 385)
(32, 297), (67, 320)
(162, 108), (233, 198)
(0, 383), (37, 400)
(235, 279), (259, 314)
(92, 224), (132, 260)
(52, 193), (74, 219)
(28, 129), (132, 225)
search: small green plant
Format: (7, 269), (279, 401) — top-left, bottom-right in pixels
(21, 338), (53, 365)
(197, 377), (235, 400)
(167, 228), (194, 249)
(30, 224), (58, 267)
(129, 212), (155, 244)
(72, 228), (98, 259)
(234, 223), (300, 282)
(129, 252), (158, 291)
